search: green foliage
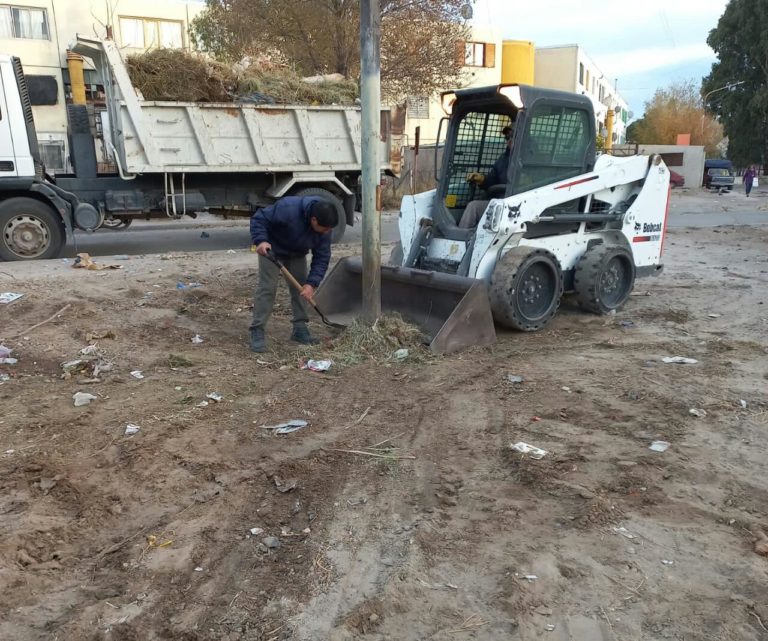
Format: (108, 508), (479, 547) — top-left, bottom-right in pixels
(703, 0), (768, 167)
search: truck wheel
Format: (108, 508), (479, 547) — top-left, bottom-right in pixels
(0, 197), (65, 261)
(490, 246), (564, 331)
(573, 244), (635, 314)
(101, 217), (133, 230)
(387, 241), (403, 266)
(293, 187), (346, 244)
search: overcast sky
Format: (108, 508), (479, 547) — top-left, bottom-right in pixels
(474, 0), (730, 119)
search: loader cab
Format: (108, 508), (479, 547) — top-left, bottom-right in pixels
(435, 85), (596, 238)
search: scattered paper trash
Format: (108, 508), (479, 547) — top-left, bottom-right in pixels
(649, 441), (670, 452)
(197, 401), (209, 408)
(125, 423), (141, 436)
(73, 392), (98, 407)
(0, 292), (23, 304)
(0, 357), (17, 365)
(130, 370), (145, 379)
(708, 313), (721, 318)
(394, 348), (409, 360)
(227, 249), (237, 254)
(545, 624), (556, 632)
(301, 359), (333, 372)
(522, 575), (538, 582)
(80, 345), (99, 356)
(562, 386), (572, 393)
(191, 334), (204, 344)
(5, 449), (14, 455)
(206, 392), (223, 403)
(662, 356), (698, 364)
(0, 345), (11, 359)
(0, 374), (10, 383)
(740, 399), (748, 409)
(176, 282), (202, 290)
(511, 442), (548, 459)
(263, 419), (308, 434)
(194, 566), (204, 572)
(689, 408), (707, 418)
(613, 526), (637, 540)
(249, 527), (264, 536)
(661, 559), (675, 566)
(507, 374), (524, 384)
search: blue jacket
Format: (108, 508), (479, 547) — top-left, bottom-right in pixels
(250, 196), (332, 288)
(485, 148), (511, 187)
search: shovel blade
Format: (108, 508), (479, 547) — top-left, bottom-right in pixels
(314, 257), (496, 354)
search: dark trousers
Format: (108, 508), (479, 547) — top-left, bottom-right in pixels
(251, 254), (309, 330)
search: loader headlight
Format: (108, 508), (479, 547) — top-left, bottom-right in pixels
(483, 201), (504, 232)
(440, 91), (457, 116)
(498, 86), (524, 109)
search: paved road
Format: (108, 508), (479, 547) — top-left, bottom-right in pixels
(67, 198), (767, 258)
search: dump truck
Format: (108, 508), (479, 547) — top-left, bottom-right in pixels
(0, 36), (397, 260)
(317, 85), (670, 352)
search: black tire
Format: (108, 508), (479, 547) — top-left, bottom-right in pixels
(388, 241), (403, 266)
(0, 197), (66, 261)
(573, 244), (636, 314)
(490, 246), (564, 331)
(292, 187), (346, 244)
(100, 217), (133, 230)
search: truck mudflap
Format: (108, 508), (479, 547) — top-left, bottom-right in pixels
(314, 257), (497, 354)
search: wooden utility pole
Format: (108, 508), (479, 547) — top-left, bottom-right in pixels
(360, 0), (381, 323)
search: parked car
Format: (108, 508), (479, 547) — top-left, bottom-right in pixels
(704, 168), (735, 192)
(669, 170), (685, 187)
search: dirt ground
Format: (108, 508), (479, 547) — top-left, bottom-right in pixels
(1, 208), (768, 640)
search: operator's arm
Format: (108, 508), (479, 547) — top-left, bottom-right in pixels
(306, 235), (332, 288)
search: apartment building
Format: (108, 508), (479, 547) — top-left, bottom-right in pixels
(0, 0), (202, 171)
(534, 45), (629, 144)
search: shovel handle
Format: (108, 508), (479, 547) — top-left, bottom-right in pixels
(264, 249), (319, 308)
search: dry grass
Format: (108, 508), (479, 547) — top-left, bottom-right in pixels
(297, 314), (431, 367)
(126, 49), (358, 105)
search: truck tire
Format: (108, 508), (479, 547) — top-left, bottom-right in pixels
(387, 241), (403, 266)
(0, 197), (66, 261)
(490, 246), (564, 331)
(100, 217), (133, 230)
(573, 244), (635, 314)
(292, 187), (346, 244)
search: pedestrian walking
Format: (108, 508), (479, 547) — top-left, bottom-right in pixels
(744, 166), (757, 197)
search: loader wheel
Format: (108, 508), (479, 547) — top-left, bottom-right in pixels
(573, 244), (635, 314)
(293, 187), (346, 244)
(490, 246), (564, 331)
(0, 197), (66, 261)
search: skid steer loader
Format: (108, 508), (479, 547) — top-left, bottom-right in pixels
(316, 84), (670, 352)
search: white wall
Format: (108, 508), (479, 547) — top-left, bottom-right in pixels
(404, 26), (503, 145)
(633, 144), (705, 188)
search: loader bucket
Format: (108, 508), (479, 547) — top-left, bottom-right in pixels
(314, 257), (497, 353)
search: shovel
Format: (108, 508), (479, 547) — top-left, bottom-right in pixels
(263, 249), (345, 329)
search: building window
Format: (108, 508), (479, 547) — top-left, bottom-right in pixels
(585, 70), (590, 91)
(458, 41), (496, 68)
(579, 63), (584, 85)
(119, 16), (184, 50)
(0, 4), (50, 40)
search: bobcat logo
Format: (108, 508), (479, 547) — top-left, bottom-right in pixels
(634, 222), (641, 231)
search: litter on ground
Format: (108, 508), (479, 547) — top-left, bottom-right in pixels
(662, 356), (699, 364)
(510, 442), (548, 459)
(649, 441), (671, 452)
(0, 292), (23, 304)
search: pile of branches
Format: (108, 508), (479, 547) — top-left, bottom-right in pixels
(126, 49), (358, 105)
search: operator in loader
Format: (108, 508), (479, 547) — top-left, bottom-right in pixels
(249, 196), (338, 353)
(459, 125), (513, 229)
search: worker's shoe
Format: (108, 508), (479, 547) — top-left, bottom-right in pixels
(249, 328), (266, 353)
(290, 324), (319, 345)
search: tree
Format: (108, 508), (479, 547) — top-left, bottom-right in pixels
(703, 0), (768, 168)
(627, 80), (724, 157)
(191, 0), (471, 102)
